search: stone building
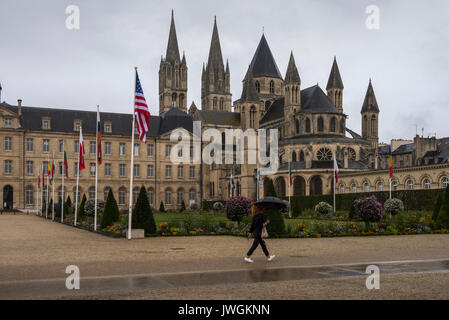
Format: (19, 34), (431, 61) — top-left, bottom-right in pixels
(1, 11), (448, 211)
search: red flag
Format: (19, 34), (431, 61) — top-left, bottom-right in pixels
(96, 107), (102, 165)
(78, 127), (85, 171)
(333, 157), (339, 184)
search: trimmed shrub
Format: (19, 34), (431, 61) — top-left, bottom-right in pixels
(159, 201), (166, 213)
(225, 196), (253, 225)
(213, 202), (224, 211)
(315, 202), (332, 214)
(354, 196), (383, 229)
(384, 198), (404, 216)
(78, 194), (87, 217)
(55, 197), (62, 218)
(65, 195), (72, 209)
(262, 210), (286, 236)
(264, 178), (277, 197)
(85, 199), (105, 217)
(101, 189), (120, 229)
(437, 186), (449, 228)
(433, 193), (443, 221)
(132, 186), (156, 234)
(179, 200), (186, 212)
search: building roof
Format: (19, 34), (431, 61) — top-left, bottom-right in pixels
(165, 10), (181, 63)
(392, 143), (414, 155)
(240, 67), (260, 102)
(260, 97), (284, 124)
(326, 57), (344, 90)
(195, 110), (241, 126)
(248, 34), (282, 79)
(284, 52), (300, 84)
(361, 79), (379, 113)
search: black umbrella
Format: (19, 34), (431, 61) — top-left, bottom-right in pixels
(254, 197), (288, 211)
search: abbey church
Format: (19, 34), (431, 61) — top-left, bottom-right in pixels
(0, 12), (448, 211)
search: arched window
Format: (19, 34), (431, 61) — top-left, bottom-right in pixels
(89, 187), (95, 199)
(295, 119), (300, 134)
(443, 177), (449, 189)
(371, 115), (377, 136)
(133, 187), (139, 205)
(392, 180), (399, 191)
(352, 184), (357, 193)
(213, 97), (217, 110)
(177, 188), (184, 205)
(292, 151), (297, 162)
(363, 115), (368, 136)
(340, 119), (345, 133)
(189, 189), (196, 201)
(317, 117), (324, 132)
(305, 118), (311, 133)
(377, 183), (383, 191)
(423, 179), (431, 189)
(220, 98), (224, 111)
(148, 188), (154, 205)
(255, 81), (260, 93)
(330, 117), (336, 132)
(179, 94), (184, 108)
(340, 185), (345, 194)
(171, 93), (177, 106)
(299, 150), (305, 162)
(25, 185), (34, 205)
(269, 80), (274, 93)
(407, 180), (414, 190)
(165, 189), (172, 205)
(250, 106), (256, 128)
(119, 187), (126, 205)
(364, 183), (370, 192)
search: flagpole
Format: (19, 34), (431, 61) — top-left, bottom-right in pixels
(288, 162), (291, 218)
(333, 167), (336, 214)
(46, 156), (49, 219)
(52, 151), (55, 221)
(74, 127), (81, 227)
(128, 67), (137, 240)
(61, 140), (65, 223)
(256, 167), (259, 201)
(36, 175), (39, 216)
(389, 178), (392, 200)
(94, 105), (99, 232)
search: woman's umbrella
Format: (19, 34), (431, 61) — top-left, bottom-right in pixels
(254, 197), (288, 212)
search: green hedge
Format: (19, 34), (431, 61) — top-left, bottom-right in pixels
(285, 189), (444, 213)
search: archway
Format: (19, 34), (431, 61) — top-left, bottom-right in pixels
(274, 177), (286, 197)
(3, 185), (13, 210)
(310, 176), (322, 195)
(293, 176), (306, 196)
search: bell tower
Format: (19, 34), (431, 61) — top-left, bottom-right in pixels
(326, 56), (344, 112)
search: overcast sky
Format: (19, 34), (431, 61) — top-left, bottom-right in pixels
(1, 0), (448, 143)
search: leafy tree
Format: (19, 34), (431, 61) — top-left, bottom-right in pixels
(101, 189), (120, 229)
(264, 178), (277, 197)
(437, 186), (449, 228)
(353, 196), (383, 231)
(225, 196), (253, 226)
(263, 209), (286, 236)
(132, 186), (156, 234)
(66, 195), (72, 209)
(384, 198), (404, 216)
(159, 201), (166, 213)
(433, 193), (443, 221)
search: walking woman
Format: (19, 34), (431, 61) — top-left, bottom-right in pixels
(245, 204), (275, 263)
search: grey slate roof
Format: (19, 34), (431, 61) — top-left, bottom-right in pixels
(284, 52), (300, 84)
(260, 97), (284, 124)
(240, 67), (260, 102)
(248, 34), (282, 79)
(326, 57), (344, 90)
(206, 17), (224, 72)
(361, 80), (379, 113)
(0, 102), (194, 136)
(195, 110), (241, 126)
(165, 10), (181, 63)
(392, 143), (414, 154)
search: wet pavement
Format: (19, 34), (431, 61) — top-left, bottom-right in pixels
(2, 258), (449, 299)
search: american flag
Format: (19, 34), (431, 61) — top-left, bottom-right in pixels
(134, 70), (151, 143)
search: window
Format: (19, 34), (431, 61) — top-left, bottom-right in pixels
(255, 81), (260, 93)
(119, 164), (126, 177)
(165, 189), (172, 205)
(74, 122), (81, 131)
(443, 177), (449, 189)
(42, 120), (50, 129)
(133, 164), (140, 177)
(90, 141), (96, 154)
(4, 137), (12, 151)
(134, 143), (140, 156)
(4, 118), (12, 126)
(209, 182), (215, 197)
(330, 117), (336, 132)
(166, 165), (172, 177)
(58, 162), (63, 175)
(377, 183), (383, 191)
(133, 188), (139, 205)
(300, 151), (305, 162)
(147, 144), (153, 156)
(4, 160), (12, 174)
(119, 143), (126, 156)
(105, 164), (111, 176)
(59, 140), (64, 153)
(295, 120), (300, 134)
(147, 165), (154, 177)
(190, 146), (194, 158)
(340, 119), (345, 133)
(177, 146), (182, 157)
(25, 186), (34, 205)
(26, 161), (33, 175)
(103, 187), (111, 201)
(178, 166), (183, 178)
(364, 183), (370, 192)
(26, 138), (33, 152)
(189, 166), (195, 178)
(269, 80), (274, 94)
(316, 148), (332, 161)
(250, 106), (256, 128)
(317, 117), (324, 132)
(165, 145), (171, 157)
(340, 185), (345, 194)
(177, 189), (184, 205)
(104, 124), (111, 133)
(119, 188), (126, 205)
(352, 184), (357, 193)
(90, 163), (96, 176)
(292, 151), (296, 162)
(74, 162), (79, 175)
(189, 189), (196, 201)
(305, 118), (311, 133)
(43, 139), (50, 153)
(89, 187), (96, 199)
(105, 142), (111, 155)
(75, 140), (79, 153)
(424, 179), (431, 189)
(148, 188), (154, 205)
(392, 180), (399, 191)
(407, 180), (414, 190)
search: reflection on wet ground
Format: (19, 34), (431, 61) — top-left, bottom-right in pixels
(2, 259), (448, 299)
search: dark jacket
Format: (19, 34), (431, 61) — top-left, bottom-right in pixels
(249, 213), (266, 236)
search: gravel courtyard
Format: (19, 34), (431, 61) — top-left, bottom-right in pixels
(1, 214), (449, 299)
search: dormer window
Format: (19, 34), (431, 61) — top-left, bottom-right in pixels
(4, 118), (12, 126)
(42, 118), (50, 130)
(74, 120), (82, 131)
(104, 123), (112, 133)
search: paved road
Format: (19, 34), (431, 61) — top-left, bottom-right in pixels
(1, 215), (449, 299)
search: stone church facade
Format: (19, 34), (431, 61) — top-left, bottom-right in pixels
(1, 12), (448, 211)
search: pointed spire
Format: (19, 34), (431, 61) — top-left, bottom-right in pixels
(206, 16), (224, 70)
(361, 79), (379, 113)
(284, 51), (301, 84)
(326, 56), (344, 90)
(225, 59), (229, 74)
(240, 67), (259, 102)
(248, 34), (282, 79)
(165, 10), (181, 63)
(181, 51), (186, 65)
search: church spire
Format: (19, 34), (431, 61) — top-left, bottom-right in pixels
(248, 34), (282, 79)
(284, 51), (300, 84)
(165, 9), (180, 63)
(207, 16), (224, 71)
(361, 79), (379, 113)
(326, 56), (344, 90)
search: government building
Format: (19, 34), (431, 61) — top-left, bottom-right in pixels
(1, 12), (448, 211)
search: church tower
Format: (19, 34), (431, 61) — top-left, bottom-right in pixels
(201, 17), (232, 112)
(326, 56), (344, 112)
(159, 10), (188, 115)
(284, 52), (301, 112)
(361, 79), (380, 146)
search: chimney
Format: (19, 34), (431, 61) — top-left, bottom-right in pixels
(17, 99), (22, 117)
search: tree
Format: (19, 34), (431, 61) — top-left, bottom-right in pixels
(66, 195), (72, 209)
(353, 196), (383, 231)
(263, 209), (286, 236)
(132, 186), (156, 234)
(55, 197), (62, 218)
(437, 186), (449, 229)
(264, 178), (277, 197)
(101, 189), (120, 229)
(225, 196), (253, 226)
(159, 201), (165, 213)
(78, 194), (87, 218)
(433, 192), (443, 221)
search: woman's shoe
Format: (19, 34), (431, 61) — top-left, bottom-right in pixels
(244, 257), (254, 263)
(267, 255), (275, 262)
